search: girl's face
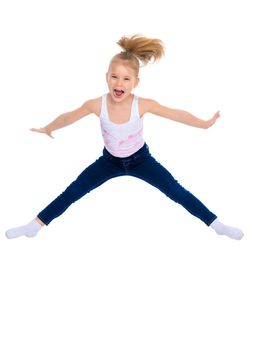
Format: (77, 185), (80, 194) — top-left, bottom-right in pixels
(106, 61), (139, 102)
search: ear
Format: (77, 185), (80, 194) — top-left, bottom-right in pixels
(106, 72), (108, 82)
(134, 77), (140, 88)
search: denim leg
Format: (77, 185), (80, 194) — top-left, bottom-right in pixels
(37, 155), (124, 225)
(129, 154), (217, 226)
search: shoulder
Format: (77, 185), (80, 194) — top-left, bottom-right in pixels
(82, 96), (102, 117)
(138, 97), (160, 115)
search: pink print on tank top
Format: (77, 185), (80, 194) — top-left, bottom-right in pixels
(118, 127), (143, 146)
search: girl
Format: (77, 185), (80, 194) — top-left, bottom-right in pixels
(5, 34), (244, 240)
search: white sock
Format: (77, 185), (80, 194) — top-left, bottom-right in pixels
(210, 218), (244, 240)
(5, 219), (43, 239)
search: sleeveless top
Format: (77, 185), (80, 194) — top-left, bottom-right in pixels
(100, 94), (144, 158)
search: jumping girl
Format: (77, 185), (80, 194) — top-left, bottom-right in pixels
(5, 34), (244, 240)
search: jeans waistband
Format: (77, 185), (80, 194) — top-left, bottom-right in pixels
(103, 143), (149, 162)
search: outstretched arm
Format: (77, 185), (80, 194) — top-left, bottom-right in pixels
(143, 99), (220, 129)
(31, 98), (99, 138)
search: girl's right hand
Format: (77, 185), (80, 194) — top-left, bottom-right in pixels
(30, 127), (54, 139)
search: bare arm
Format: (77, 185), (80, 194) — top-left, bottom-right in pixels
(142, 99), (220, 129)
(31, 98), (99, 138)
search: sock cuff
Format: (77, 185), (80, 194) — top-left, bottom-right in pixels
(32, 219), (42, 229)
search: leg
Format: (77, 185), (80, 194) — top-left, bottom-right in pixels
(129, 153), (243, 239)
(129, 153), (217, 225)
(37, 155), (124, 225)
(5, 155), (124, 238)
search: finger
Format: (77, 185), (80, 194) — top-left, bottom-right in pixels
(213, 112), (220, 120)
(30, 128), (43, 133)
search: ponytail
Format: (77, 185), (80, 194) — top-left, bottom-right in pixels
(117, 34), (165, 64)
(109, 34), (165, 76)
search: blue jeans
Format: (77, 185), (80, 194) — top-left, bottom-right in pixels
(37, 143), (217, 226)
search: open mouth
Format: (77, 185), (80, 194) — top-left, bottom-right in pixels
(113, 89), (125, 98)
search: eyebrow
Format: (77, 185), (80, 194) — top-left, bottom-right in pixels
(111, 73), (132, 78)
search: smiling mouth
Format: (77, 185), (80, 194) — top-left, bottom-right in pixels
(113, 89), (125, 98)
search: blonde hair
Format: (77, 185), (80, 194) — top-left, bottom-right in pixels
(109, 34), (165, 76)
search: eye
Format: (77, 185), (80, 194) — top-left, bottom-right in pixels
(111, 75), (117, 79)
(124, 78), (130, 81)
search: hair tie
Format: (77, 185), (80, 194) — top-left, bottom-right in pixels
(120, 51), (134, 59)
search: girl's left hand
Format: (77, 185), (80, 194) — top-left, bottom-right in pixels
(30, 127), (54, 138)
(205, 111), (220, 129)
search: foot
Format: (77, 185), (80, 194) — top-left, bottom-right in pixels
(5, 219), (43, 239)
(210, 219), (244, 240)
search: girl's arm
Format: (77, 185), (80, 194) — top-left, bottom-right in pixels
(31, 98), (99, 138)
(142, 99), (220, 129)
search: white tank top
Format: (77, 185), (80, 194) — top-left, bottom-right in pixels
(100, 94), (144, 158)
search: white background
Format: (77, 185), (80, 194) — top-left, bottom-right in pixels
(1, 0), (262, 349)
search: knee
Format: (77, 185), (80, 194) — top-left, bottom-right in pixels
(165, 180), (189, 202)
(63, 180), (89, 201)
